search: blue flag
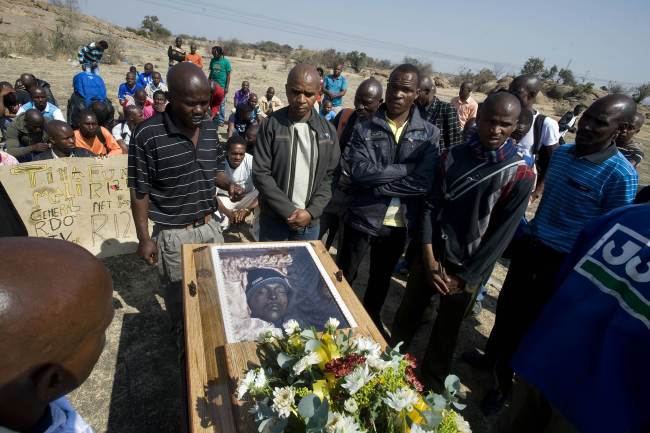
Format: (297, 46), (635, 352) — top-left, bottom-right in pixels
(512, 205), (650, 433)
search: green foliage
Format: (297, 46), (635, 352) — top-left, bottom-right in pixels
(633, 82), (650, 103)
(558, 68), (577, 86)
(571, 82), (595, 97)
(346, 51), (369, 73)
(403, 56), (434, 76)
(541, 65), (558, 81)
(521, 57), (545, 76)
(125, 16), (172, 41)
(453, 67), (496, 87)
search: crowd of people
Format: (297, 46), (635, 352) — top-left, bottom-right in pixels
(0, 35), (649, 433)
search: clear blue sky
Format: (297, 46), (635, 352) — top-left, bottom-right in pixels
(79, 0), (649, 85)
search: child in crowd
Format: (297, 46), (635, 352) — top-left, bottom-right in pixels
(321, 100), (336, 122)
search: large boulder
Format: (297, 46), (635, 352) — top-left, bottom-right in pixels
(433, 76), (451, 88)
(478, 80), (499, 94)
(547, 85), (574, 100)
(497, 76), (514, 89)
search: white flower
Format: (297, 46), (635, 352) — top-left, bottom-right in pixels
(258, 328), (283, 343)
(283, 319), (300, 335)
(293, 351), (321, 375)
(383, 387), (420, 412)
(325, 317), (340, 331)
(455, 413), (472, 433)
(253, 369), (267, 390)
(343, 398), (358, 414)
(410, 424), (433, 433)
(351, 336), (381, 359)
(326, 412), (366, 433)
(341, 364), (373, 395)
(271, 386), (296, 419)
(366, 356), (399, 371)
(237, 369), (257, 400)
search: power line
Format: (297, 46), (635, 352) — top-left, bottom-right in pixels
(130, 0), (518, 69)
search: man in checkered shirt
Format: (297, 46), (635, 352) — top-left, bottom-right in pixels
(416, 76), (462, 148)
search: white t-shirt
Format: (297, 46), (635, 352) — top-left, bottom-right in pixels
(217, 153), (256, 202)
(111, 122), (131, 145)
(516, 112), (560, 160)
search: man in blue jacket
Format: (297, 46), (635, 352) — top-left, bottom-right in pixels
(337, 63), (439, 331)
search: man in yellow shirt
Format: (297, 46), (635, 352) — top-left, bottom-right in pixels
(337, 64), (440, 332)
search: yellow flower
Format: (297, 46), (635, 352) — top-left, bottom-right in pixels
(315, 333), (340, 368)
(406, 397), (429, 426)
(312, 379), (330, 400)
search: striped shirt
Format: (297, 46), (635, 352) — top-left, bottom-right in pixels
(77, 42), (104, 65)
(128, 108), (226, 226)
(532, 143), (638, 253)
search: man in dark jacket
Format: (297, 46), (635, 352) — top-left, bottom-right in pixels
(4, 109), (49, 162)
(15, 73), (57, 107)
(337, 64), (439, 331)
(417, 76), (462, 149)
(390, 92), (535, 391)
(253, 64), (340, 241)
(32, 120), (96, 160)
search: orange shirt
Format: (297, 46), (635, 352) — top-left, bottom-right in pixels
(74, 128), (123, 156)
(185, 53), (203, 69)
(450, 95), (478, 128)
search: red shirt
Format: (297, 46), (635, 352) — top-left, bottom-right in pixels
(210, 82), (225, 118)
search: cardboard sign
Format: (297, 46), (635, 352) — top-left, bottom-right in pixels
(0, 155), (142, 257)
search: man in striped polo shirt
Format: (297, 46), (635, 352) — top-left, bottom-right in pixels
(478, 94), (639, 413)
(128, 62), (238, 328)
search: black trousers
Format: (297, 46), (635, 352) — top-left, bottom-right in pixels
(337, 224), (407, 328)
(484, 235), (567, 394)
(319, 211), (342, 251)
(390, 245), (474, 390)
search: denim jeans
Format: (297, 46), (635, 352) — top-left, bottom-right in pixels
(258, 215), (320, 242)
(218, 99), (227, 125)
(82, 63), (100, 75)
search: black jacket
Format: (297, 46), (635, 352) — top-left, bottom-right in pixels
(343, 104), (439, 236)
(252, 107), (340, 221)
(32, 148), (96, 160)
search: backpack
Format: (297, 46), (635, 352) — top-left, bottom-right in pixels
(531, 114), (547, 156)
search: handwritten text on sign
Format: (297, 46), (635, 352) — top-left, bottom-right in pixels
(0, 155), (140, 257)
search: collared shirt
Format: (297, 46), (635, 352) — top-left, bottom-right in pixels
(259, 95), (283, 118)
(382, 115), (408, 228)
(450, 95), (478, 128)
(74, 128), (123, 156)
(617, 141), (645, 167)
(117, 83), (142, 103)
(128, 108), (226, 226)
(419, 97), (462, 148)
(531, 143), (638, 253)
(16, 102), (65, 121)
(323, 74), (348, 107)
(145, 82), (168, 98)
(209, 57), (232, 88)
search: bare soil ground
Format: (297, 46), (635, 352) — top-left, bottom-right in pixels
(1, 2), (648, 433)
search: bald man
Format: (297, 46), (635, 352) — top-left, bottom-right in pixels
(417, 75), (462, 148)
(129, 62), (233, 328)
(390, 92), (535, 390)
(477, 94), (639, 414)
(16, 87), (65, 121)
(125, 88), (154, 120)
(5, 109), (49, 162)
(252, 63), (340, 241)
(0, 237), (114, 432)
(508, 74), (561, 200)
(15, 73), (57, 106)
(319, 77), (383, 250)
(32, 121), (95, 160)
